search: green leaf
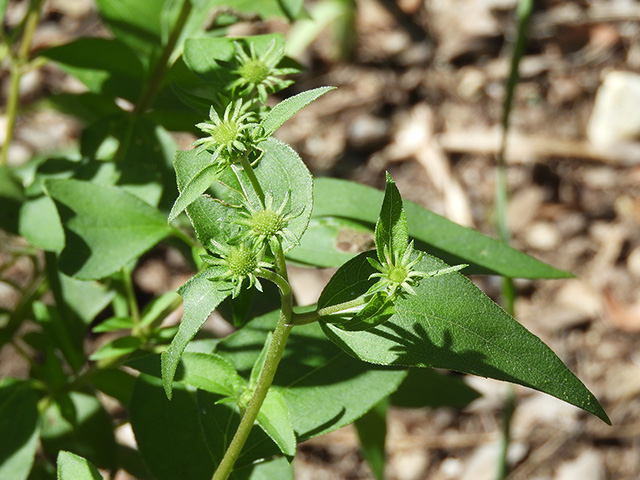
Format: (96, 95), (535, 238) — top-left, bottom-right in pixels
(91, 368), (137, 405)
(257, 390), (297, 456)
(168, 151), (223, 222)
(390, 369), (480, 409)
(94, 0), (164, 69)
(40, 392), (117, 469)
(193, 1), (292, 21)
(18, 195), (64, 251)
(216, 312), (407, 441)
(89, 336), (142, 361)
(161, 268), (232, 398)
(277, 0), (306, 19)
(130, 352), (297, 457)
(319, 252), (610, 424)
(43, 92), (121, 125)
(92, 316), (135, 333)
(183, 36), (235, 84)
(375, 172), (408, 259)
(131, 352), (245, 398)
(57, 451), (104, 480)
(44, 179), (172, 280)
(336, 292), (395, 332)
(312, 178), (571, 278)
(0, 380), (39, 480)
(354, 400), (387, 480)
(183, 33), (287, 86)
(40, 38), (144, 102)
(51, 266), (116, 327)
(77, 115), (178, 209)
(249, 138), (313, 252)
(173, 149), (243, 248)
(0, 0), (9, 25)
(139, 290), (181, 328)
(0, 165), (24, 234)
(260, 87), (335, 137)
(33, 301), (85, 372)
(286, 217), (373, 267)
(131, 374), (288, 479)
(131, 376), (215, 480)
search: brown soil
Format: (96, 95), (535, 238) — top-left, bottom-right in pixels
(2, 0), (640, 479)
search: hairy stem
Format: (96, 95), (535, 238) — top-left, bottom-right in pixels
(290, 295), (370, 326)
(212, 247), (293, 480)
(1, 0), (44, 166)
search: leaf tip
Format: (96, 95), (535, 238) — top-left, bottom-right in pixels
(160, 351), (174, 400)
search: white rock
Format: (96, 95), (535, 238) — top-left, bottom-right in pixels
(512, 392), (581, 438)
(459, 441), (527, 480)
(525, 222), (560, 250)
(587, 71), (640, 147)
(554, 450), (605, 480)
(391, 450), (429, 480)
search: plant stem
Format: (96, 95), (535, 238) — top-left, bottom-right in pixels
(239, 155), (265, 205)
(212, 258), (293, 480)
(133, 0), (192, 116)
(122, 267), (141, 327)
(1, 0), (44, 166)
(290, 295), (370, 326)
(494, 2), (532, 479)
(113, 0), (191, 162)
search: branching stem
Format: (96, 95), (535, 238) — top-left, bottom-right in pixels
(212, 242), (293, 480)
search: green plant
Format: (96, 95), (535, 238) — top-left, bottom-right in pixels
(0, 1), (609, 480)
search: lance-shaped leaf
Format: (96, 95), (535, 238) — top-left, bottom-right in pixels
(311, 177), (571, 278)
(44, 179), (172, 280)
(260, 87), (335, 137)
(161, 268), (231, 399)
(375, 172), (408, 260)
(257, 390), (297, 456)
(132, 352), (245, 398)
(319, 252), (610, 424)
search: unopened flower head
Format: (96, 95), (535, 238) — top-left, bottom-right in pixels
(193, 100), (255, 159)
(229, 39), (299, 103)
(368, 243), (468, 299)
(367, 241), (426, 298)
(202, 240), (272, 298)
(236, 191), (300, 250)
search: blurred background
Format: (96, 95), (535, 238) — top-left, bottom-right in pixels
(2, 0), (640, 479)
